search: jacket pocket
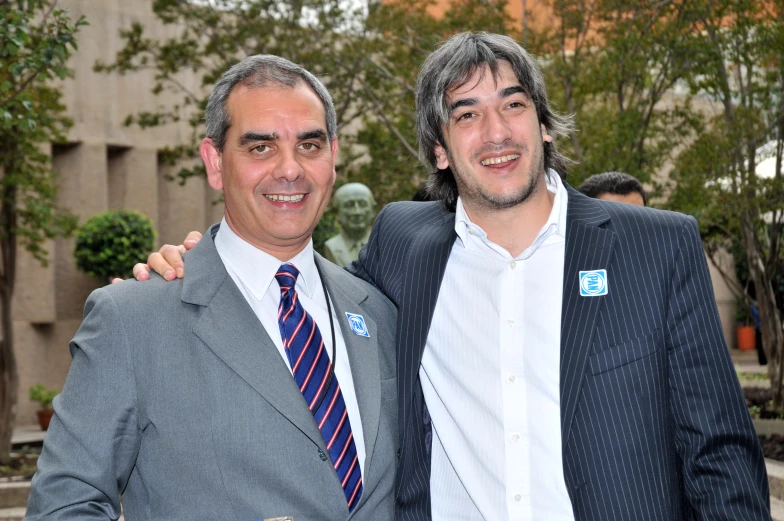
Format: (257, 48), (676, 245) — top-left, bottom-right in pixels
(589, 329), (661, 375)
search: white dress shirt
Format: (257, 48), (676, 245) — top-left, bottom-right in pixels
(214, 219), (366, 473)
(422, 171), (575, 521)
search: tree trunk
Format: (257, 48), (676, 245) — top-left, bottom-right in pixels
(741, 213), (784, 407)
(0, 289), (17, 465)
(0, 159), (19, 464)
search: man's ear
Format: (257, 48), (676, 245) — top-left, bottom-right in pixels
(200, 138), (223, 190)
(330, 136), (339, 184)
(541, 124), (553, 143)
(434, 144), (450, 170)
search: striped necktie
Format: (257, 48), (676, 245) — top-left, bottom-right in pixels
(275, 263), (363, 511)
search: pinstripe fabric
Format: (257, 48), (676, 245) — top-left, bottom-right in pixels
(352, 204), (455, 519)
(349, 186), (770, 521)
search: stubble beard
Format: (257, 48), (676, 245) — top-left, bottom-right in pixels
(449, 141), (546, 212)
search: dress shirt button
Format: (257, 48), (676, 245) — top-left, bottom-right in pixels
(508, 374), (516, 383)
(511, 433), (520, 442)
(509, 261), (517, 269)
(507, 319), (515, 326)
(514, 494), (522, 501)
(469, 226), (477, 235)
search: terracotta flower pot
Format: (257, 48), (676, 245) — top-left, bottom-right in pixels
(737, 325), (756, 351)
(37, 409), (54, 431)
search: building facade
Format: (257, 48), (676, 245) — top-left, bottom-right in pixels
(13, 0), (223, 425)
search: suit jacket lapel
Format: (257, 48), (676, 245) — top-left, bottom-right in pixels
(184, 225), (326, 450)
(398, 208), (457, 438)
(560, 188), (616, 447)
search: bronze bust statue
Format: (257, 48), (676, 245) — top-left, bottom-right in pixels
(324, 183), (376, 266)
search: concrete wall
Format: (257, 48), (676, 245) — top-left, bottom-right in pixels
(13, 0), (223, 425)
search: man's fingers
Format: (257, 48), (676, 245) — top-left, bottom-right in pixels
(131, 263), (151, 281)
(155, 244), (186, 279)
(183, 231), (202, 251)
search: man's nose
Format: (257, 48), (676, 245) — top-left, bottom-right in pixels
(481, 109), (512, 144)
(274, 149), (304, 181)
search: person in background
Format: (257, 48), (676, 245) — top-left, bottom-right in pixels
(578, 171), (646, 206)
(751, 303), (768, 365)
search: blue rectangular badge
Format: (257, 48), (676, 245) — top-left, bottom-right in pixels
(579, 269), (608, 297)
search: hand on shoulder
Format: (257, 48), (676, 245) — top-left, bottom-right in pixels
(112, 231), (203, 283)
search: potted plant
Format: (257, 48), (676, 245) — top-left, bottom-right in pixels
(735, 296), (756, 351)
(74, 209), (156, 280)
(29, 384), (59, 430)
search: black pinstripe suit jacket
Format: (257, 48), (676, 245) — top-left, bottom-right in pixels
(349, 186), (770, 521)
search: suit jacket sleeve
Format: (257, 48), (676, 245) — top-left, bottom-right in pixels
(25, 288), (141, 520)
(668, 217), (769, 518)
(346, 204), (388, 290)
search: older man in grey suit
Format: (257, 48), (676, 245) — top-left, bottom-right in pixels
(25, 55), (398, 521)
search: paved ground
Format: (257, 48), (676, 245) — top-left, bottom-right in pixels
(733, 346), (769, 374)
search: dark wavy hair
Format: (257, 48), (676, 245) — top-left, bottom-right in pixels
(578, 172), (647, 206)
(416, 32), (574, 211)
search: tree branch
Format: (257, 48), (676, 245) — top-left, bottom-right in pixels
(358, 80), (419, 159)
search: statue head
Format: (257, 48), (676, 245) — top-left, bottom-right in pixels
(333, 183), (375, 239)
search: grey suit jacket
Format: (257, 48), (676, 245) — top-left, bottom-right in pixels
(26, 224), (398, 521)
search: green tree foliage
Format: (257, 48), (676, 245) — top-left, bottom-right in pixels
(532, 0), (702, 188)
(666, 0), (784, 404)
(94, 0), (513, 208)
(0, 0), (84, 463)
(74, 210), (156, 279)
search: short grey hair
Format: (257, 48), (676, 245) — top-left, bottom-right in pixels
(205, 54), (337, 151)
(416, 32), (574, 211)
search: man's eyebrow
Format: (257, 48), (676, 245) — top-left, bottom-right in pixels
(500, 85), (526, 98)
(448, 97), (478, 114)
(297, 129), (328, 141)
(238, 132), (276, 146)
(447, 86), (527, 115)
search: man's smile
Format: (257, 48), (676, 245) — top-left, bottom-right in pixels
(480, 154), (520, 167)
(264, 193), (306, 202)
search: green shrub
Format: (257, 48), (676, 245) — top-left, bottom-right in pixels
(74, 210), (156, 279)
(29, 384), (58, 410)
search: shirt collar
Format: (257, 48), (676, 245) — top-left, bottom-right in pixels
(454, 168), (568, 254)
(214, 217), (318, 301)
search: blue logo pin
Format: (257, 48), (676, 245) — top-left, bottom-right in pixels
(579, 269), (608, 297)
(345, 312), (370, 337)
